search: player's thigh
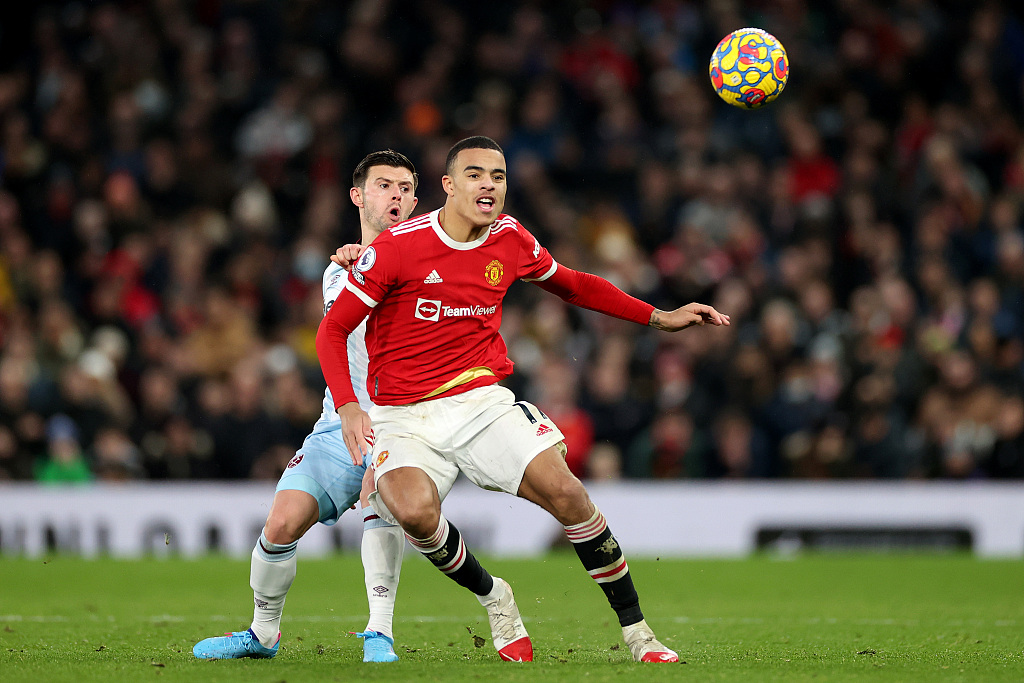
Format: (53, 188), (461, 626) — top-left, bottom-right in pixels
(276, 430), (366, 526)
(367, 430), (458, 526)
(368, 404), (460, 500)
(358, 464), (375, 508)
(460, 393), (566, 496)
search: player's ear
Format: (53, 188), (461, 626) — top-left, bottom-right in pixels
(442, 174), (454, 198)
(350, 186), (364, 208)
(411, 196), (419, 209)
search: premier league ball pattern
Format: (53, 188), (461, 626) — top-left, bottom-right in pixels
(709, 28), (789, 109)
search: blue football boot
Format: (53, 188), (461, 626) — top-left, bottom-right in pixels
(355, 630), (399, 662)
(193, 628), (280, 659)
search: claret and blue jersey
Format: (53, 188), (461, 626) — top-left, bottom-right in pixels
(310, 262), (372, 435)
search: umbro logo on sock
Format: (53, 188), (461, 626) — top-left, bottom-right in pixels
(536, 424), (552, 436)
(372, 585), (389, 596)
(423, 269), (443, 283)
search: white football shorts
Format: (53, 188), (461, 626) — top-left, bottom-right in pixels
(366, 385), (565, 523)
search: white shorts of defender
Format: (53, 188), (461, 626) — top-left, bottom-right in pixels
(367, 385), (564, 524)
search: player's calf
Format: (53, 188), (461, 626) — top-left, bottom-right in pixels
(407, 515), (532, 662)
(249, 530), (298, 646)
(564, 508), (678, 662)
(564, 507), (644, 626)
(407, 514), (494, 596)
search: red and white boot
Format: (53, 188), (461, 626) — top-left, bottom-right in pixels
(622, 619), (679, 663)
(478, 577), (533, 662)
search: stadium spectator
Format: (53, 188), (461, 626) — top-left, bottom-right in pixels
(34, 414), (91, 484)
(0, 0), (1021, 483)
(92, 426), (145, 481)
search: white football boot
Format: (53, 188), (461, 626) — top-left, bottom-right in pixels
(478, 577), (533, 662)
(622, 619), (679, 663)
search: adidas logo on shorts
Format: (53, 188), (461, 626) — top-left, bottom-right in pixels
(536, 424), (552, 436)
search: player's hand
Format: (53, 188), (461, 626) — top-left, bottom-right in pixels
(649, 303), (730, 332)
(337, 401), (373, 466)
(330, 244), (365, 269)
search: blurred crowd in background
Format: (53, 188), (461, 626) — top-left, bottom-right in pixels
(1, 0), (1023, 485)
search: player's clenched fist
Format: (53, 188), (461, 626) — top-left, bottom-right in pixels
(330, 244), (365, 269)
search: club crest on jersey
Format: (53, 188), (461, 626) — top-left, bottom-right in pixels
(356, 246), (377, 272)
(287, 453), (304, 468)
(414, 298), (442, 321)
(484, 259), (504, 286)
(373, 450), (389, 469)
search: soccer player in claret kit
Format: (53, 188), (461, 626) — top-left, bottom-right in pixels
(193, 151), (420, 663)
(317, 136), (729, 663)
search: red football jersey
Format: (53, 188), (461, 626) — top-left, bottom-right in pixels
(345, 209), (556, 405)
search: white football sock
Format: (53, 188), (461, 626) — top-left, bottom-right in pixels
(249, 529), (297, 647)
(477, 574), (507, 606)
(361, 504), (404, 639)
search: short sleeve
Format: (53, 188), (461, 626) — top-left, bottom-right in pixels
(344, 233), (400, 307)
(321, 264), (347, 315)
(514, 221), (557, 282)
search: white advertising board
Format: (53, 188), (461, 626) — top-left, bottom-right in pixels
(1, 481), (1022, 558)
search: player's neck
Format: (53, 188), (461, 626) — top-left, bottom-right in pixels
(359, 224), (383, 247)
(438, 206), (488, 243)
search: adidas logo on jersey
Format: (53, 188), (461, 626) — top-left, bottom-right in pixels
(423, 269), (443, 284)
(536, 424), (553, 436)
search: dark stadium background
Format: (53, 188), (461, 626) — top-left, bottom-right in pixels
(1, 0), (1023, 488)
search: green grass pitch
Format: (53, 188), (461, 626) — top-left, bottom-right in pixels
(1, 552), (1021, 682)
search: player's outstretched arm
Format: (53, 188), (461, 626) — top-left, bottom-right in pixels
(649, 303), (730, 331)
(535, 264), (730, 330)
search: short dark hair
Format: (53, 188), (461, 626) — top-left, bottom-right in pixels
(352, 150), (419, 191)
(445, 136), (504, 175)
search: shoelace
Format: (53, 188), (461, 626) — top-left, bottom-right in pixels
(625, 627), (657, 653)
(218, 631), (258, 649)
(488, 602), (521, 640)
(351, 630), (387, 640)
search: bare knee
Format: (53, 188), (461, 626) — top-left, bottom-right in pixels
(519, 448), (595, 524)
(263, 513), (304, 545)
(387, 488), (439, 538)
(393, 501), (439, 539)
(545, 474), (593, 525)
(378, 469), (440, 538)
(263, 491), (319, 545)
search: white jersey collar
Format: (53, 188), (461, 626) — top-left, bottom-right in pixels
(429, 208), (491, 250)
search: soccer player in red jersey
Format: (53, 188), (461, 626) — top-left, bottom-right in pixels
(317, 136), (729, 663)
